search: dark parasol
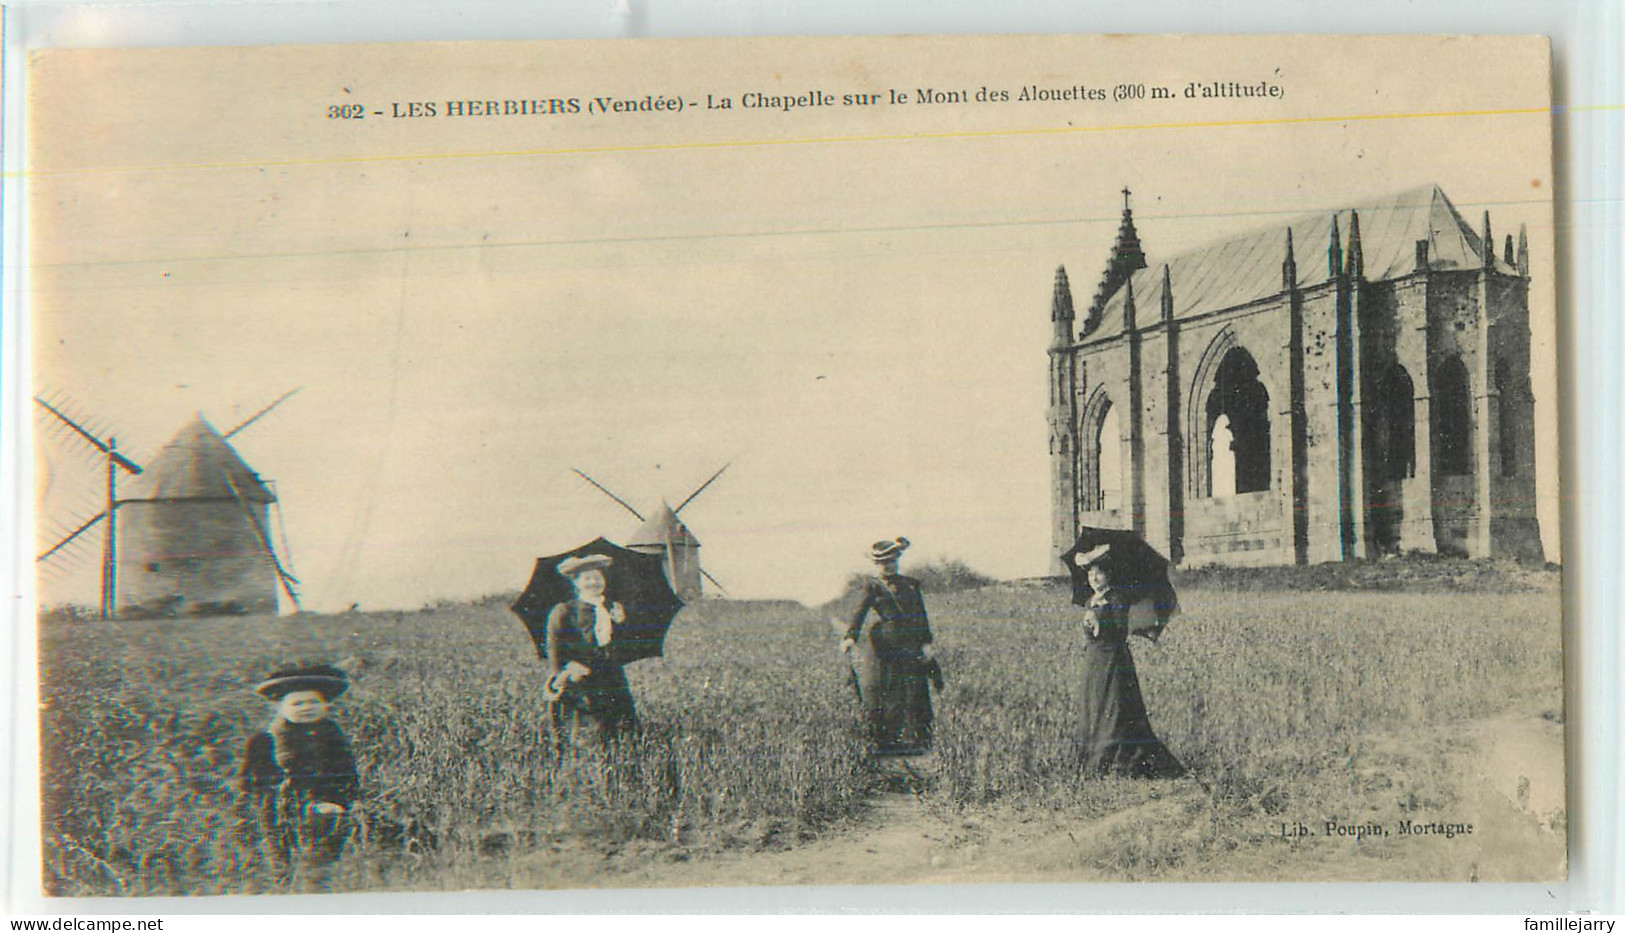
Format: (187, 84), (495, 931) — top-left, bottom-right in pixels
(510, 537), (684, 665)
(1060, 526), (1180, 638)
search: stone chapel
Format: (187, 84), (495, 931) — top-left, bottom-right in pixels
(1047, 185), (1544, 567)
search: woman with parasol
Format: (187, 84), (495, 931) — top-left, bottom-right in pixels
(543, 553), (640, 745)
(1067, 536), (1186, 779)
(512, 539), (684, 747)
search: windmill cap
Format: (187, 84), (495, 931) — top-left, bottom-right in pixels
(121, 416), (274, 503)
(558, 554), (614, 577)
(627, 501), (701, 548)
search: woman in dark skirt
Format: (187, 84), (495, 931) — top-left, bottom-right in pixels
(545, 553), (638, 746)
(841, 537), (940, 756)
(1073, 544), (1185, 778)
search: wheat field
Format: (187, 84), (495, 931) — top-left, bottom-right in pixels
(36, 566), (1563, 894)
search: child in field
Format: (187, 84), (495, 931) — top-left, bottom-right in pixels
(236, 664), (361, 891)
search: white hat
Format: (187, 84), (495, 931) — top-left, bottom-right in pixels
(558, 553), (613, 577)
(1073, 543), (1113, 568)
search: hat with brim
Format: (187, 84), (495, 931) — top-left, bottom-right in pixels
(558, 553), (614, 577)
(869, 536), (911, 563)
(254, 665), (349, 701)
(1073, 543), (1113, 568)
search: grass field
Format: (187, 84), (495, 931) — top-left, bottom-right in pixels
(36, 562), (1564, 894)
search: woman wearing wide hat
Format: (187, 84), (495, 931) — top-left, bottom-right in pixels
(1071, 544), (1185, 778)
(236, 664), (361, 889)
(545, 553), (639, 745)
(841, 537), (939, 755)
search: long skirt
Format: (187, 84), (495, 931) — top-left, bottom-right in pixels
(850, 638), (933, 755)
(549, 664), (638, 747)
(1078, 641), (1185, 778)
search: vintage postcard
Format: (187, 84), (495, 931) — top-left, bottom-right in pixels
(27, 33), (1563, 894)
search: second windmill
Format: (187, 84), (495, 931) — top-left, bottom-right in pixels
(572, 465), (731, 601)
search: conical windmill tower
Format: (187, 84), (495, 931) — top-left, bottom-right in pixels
(116, 415), (295, 616)
(625, 500), (703, 600)
(35, 390), (302, 618)
(571, 465), (730, 601)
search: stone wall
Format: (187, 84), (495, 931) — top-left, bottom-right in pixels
(116, 499), (279, 617)
(1049, 258), (1542, 568)
(1182, 490), (1290, 565)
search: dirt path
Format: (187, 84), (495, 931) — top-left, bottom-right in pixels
(610, 789), (1100, 888)
(506, 711), (1567, 889)
(1453, 711), (1568, 880)
(541, 761), (1203, 889)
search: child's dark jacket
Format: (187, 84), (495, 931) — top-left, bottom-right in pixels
(237, 719), (360, 813)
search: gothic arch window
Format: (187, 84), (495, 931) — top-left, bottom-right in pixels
(1209, 414), (1236, 496)
(1203, 347), (1271, 495)
(1495, 357), (1516, 477)
(1433, 355), (1472, 476)
(1097, 404), (1123, 511)
(1079, 390), (1123, 512)
(1377, 364), (1417, 481)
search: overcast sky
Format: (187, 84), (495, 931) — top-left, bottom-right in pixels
(29, 35), (1559, 611)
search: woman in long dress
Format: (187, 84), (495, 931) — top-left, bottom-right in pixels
(544, 554), (638, 745)
(1073, 544), (1185, 778)
(840, 537), (939, 756)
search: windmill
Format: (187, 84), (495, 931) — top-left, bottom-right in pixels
(35, 388), (304, 618)
(571, 465), (731, 601)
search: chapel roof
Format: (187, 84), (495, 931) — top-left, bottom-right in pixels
(1081, 184), (1515, 344)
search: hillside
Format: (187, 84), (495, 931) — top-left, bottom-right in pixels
(36, 575), (1564, 893)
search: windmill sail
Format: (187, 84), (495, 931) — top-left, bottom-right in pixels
(37, 512), (107, 564)
(674, 462), (730, 514)
(223, 470), (302, 612)
(225, 387), (302, 439)
(33, 396), (144, 618)
(571, 468), (646, 521)
(269, 484), (299, 581)
(699, 567), (730, 597)
(35, 396), (142, 475)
